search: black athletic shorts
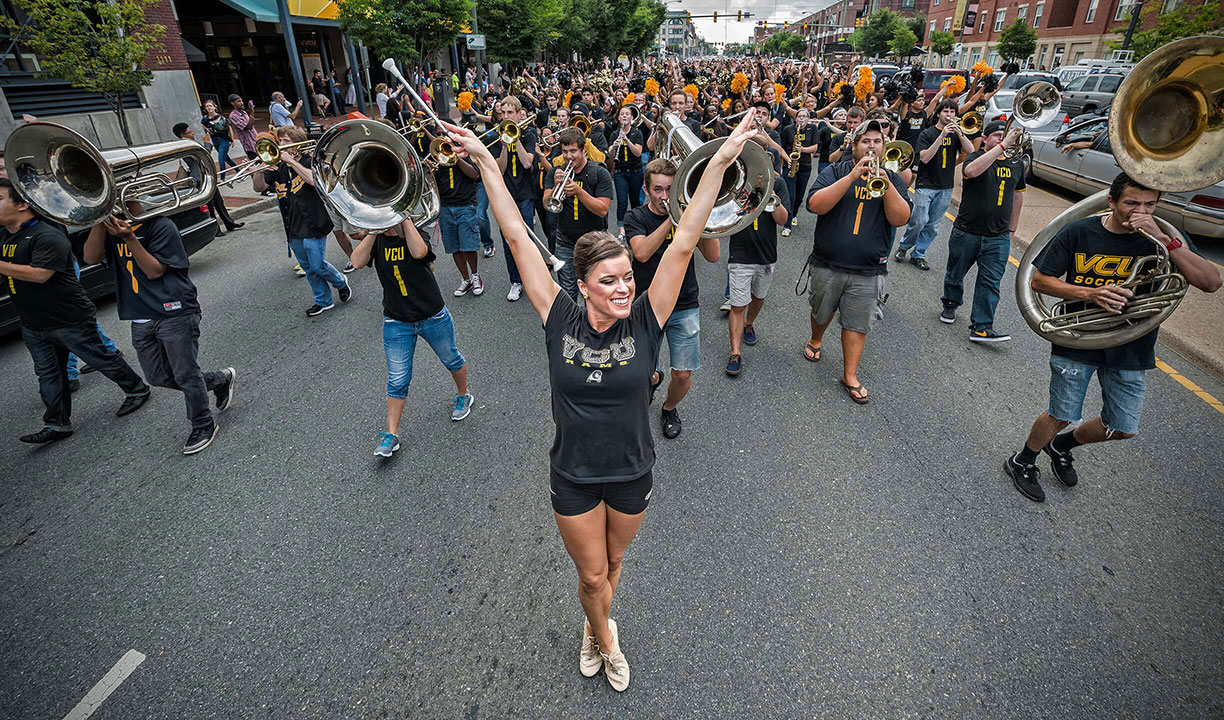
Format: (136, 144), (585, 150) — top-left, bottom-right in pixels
(549, 469), (653, 516)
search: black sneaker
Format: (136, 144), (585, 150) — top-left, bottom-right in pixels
(215, 367), (237, 411)
(183, 422), (219, 455)
(894, 247), (908, 262)
(116, 387), (152, 417)
(1004, 453), (1045, 502)
(338, 283), (353, 303)
(970, 328), (1012, 343)
(1043, 442), (1079, 487)
(909, 256), (930, 271)
(228, 222), (245, 231)
(940, 305), (956, 324)
(306, 303), (335, 317)
(68, 378), (80, 394)
(19, 427), (73, 444)
(661, 407), (682, 439)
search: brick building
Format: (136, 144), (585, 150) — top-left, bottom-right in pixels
(925, 0), (1204, 71)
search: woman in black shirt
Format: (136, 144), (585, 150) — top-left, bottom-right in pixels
(350, 220), (473, 460)
(440, 110), (760, 692)
(200, 100), (237, 182)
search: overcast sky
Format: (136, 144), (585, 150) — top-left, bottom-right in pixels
(671, 0), (841, 46)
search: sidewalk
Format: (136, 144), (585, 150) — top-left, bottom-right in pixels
(948, 170), (1224, 382)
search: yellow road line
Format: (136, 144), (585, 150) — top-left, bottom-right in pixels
(940, 211), (1223, 416)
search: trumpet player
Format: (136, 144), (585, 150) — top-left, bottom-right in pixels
(1005, 172), (1220, 502)
(895, 100), (973, 271)
(939, 122), (1027, 342)
(610, 105), (645, 241)
(803, 119), (912, 405)
(544, 127), (614, 301)
(490, 97), (540, 302)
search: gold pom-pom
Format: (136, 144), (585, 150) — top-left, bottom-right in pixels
(564, 91), (573, 108)
(774, 83), (786, 99)
(644, 78), (660, 96)
(858, 66), (872, 78)
(972, 60), (994, 76)
(457, 91), (473, 113)
(683, 83), (699, 100)
(624, 92), (635, 105)
(721, 98), (732, 112)
(730, 72), (748, 94)
(854, 76), (874, 101)
(832, 81), (847, 95)
(941, 75), (967, 95)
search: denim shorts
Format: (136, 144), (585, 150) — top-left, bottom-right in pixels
(658, 306), (701, 372)
(1047, 354), (1146, 435)
(438, 205), (480, 254)
(383, 308), (465, 399)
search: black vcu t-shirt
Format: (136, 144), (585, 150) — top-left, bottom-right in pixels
(545, 160), (614, 245)
(1033, 216), (1174, 371)
(373, 231), (444, 323)
(915, 126), (958, 189)
(0, 219), (95, 330)
(781, 123), (816, 171)
(436, 162), (478, 206)
(544, 290), (664, 483)
(611, 127), (644, 172)
(624, 204), (701, 312)
(731, 177), (790, 265)
(955, 151), (1026, 236)
(106, 216), (200, 321)
(490, 127), (539, 201)
(807, 159), (912, 275)
(266, 156), (334, 240)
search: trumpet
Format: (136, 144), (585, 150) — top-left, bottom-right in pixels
(545, 162), (575, 213)
(864, 154), (889, 198)
(427, 136), (458, 168)
(476, 119), (533, 147)
(881, 140), (914, 172)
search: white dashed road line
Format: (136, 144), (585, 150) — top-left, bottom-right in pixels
(62, 649), (145, 720)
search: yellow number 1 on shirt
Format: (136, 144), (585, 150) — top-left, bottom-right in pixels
(125, 260), (139, 294)
(941, 148), (947, 169)
(391, 265), (409, 296)
(997, 179), (1006, 206)
(852, 202), (863, 234)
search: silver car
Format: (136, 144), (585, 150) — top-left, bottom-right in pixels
(1026, 119), (1224, 238)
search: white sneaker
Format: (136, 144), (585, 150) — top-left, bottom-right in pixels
(342, 261), (356, 274)
(471, 273), (484, 296)
(507, 282), (523, 301)
(454, 278), (473, 296)
(579, 618), (605, 678)
(780, 227), (792, 237)
(483, 245), (495, 258)
(600, 618), (629, 692)
(293, 263), (306, 277)
(719, 300), (731, 313)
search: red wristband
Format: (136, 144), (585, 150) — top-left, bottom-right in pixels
(1165, 237), (1183, 251)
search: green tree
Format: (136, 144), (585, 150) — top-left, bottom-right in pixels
(624, 0), (667, 58)
(853, 9), (903, 58)
(762, 31), (807, 57)
(338, 0), (472, 66)
(995, 18), (1037, 63)
(1109, 0), (1222, 61)
(890, 25), (918, 58)
(479, 0), (565, 66)
(2, 0), (165, 146)
(907, 14), (927, 44)
(928, 29), (955, 64)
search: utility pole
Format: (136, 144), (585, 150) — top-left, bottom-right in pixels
(1120, 0), (1145, 51)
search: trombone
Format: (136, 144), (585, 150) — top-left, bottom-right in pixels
(956, 111), (984, 136)
(219, 135), (315, 187)
(544, 162), (575, 213)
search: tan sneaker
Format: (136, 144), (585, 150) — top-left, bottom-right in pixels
(600, 618), (629, 692)
(579, 619), (603, 677)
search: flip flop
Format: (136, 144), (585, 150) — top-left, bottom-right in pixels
(840, 379), (869, 404)
(803, 343), (821, 362)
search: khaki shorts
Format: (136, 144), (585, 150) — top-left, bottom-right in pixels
(807, 263), (887, 334)
(728, 262), (775, 306)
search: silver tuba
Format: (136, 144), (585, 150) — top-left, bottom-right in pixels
(1015, 36), (1224, 350)
(1002, 81), (1060, 160)
(657, 112), (773, 238)
(311, 118), (428, 231)
(4, 122), (217, 226)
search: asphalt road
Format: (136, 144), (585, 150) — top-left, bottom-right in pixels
(2, 193), (1223, 719)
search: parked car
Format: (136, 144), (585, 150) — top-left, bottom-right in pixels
(0, 203), (219, 336)
(984, 72), (1063, 121)
(1054, 60), (1134, 88)
(1059, 73), (1126, 117)
(852, 63), (901, 83)
(920, 68), (970, 101)
(1025, 120), (1224, 239)
(1067, 101), (1110, 127)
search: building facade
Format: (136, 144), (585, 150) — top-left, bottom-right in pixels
(659, 11), (700, 58)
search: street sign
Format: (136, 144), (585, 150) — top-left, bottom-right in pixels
(954, 42), (963, 54)
(465, 34), (486, 50)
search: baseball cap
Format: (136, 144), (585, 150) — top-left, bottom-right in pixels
(850, 118), (886, 142)
(226, 93), (242, 103)
(983, 120), (1007, 137)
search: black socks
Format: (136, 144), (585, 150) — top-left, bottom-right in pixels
(1016, 446), (1039, 466)
(1051, 430), (1083, 455)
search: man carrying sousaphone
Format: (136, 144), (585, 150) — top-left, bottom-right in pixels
(437, 109), (761, 692)
(1004, 172), (1220, 502)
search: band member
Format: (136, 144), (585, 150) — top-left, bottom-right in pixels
(896, 92), (929, 153)
(0, 178), (151, 444)
(171, 123), (244, 234)
(544, 127), (614, 301)
(350, 220), (473, 459)
(253, 126), (353, 316)
(535, 89), (561, 129)
(779, 108), (819, 237)
(826, 107), (866, 164)
(940, 121), (1027, 341)
(490, 96), (539, 302)
(760, 81), (792, 134)
(430, 131), (484, 297)
(1004, 172), (1220, 502)
(624, 158), (719, 439)
(609, 106), (644, 240)
(83, 206), (236, 455)
(648, 90), (699, 154)
(440, 109), (759, 692)
(803, 119), (912, 404)
(895, 100), (973, 270)
(725, 172), (789, 376)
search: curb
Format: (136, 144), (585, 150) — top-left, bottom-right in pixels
(229, 197), (277, 221)
(947, 195), (1224, 384)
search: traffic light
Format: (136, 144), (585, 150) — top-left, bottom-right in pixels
(713, 11), (717, 22)
(803, 22), (808, 31)
(737, 10), (742, 21)
(762, 21), (767, 29)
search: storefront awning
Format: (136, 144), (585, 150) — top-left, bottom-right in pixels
(181, 38), (207, 63)
(216, 0), (340, 26)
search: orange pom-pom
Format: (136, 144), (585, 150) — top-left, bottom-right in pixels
(644, 78), (660, 96)
(721, 98), (731, 111)
(774, 83), (786, 99)
(683, 83), (699, 100)
(457, 91), (473, 113)
(972, 60), (994, 76)
(624, 92), (635, 105)
(564, 91), (573, 108)
(730, 72), (749, 94)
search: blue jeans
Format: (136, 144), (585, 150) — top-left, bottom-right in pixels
(555, 242), (578, 300)
(1047, 354), (1146, 435)
(501, 198), (534, 285)
(66, 259), (118, 380)
(383, 308), (465, 399)
(288, 236), (347, 306)
(899, 187), (953, 259)
(614, 168), (644, 227)
(214, 137), (240, 179)
(941, 227), (1010, 331)
(475, 182), (493, 250)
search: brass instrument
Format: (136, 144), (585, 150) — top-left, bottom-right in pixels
(569, 113), (592, 137)
(545, 162), (575, 213)
(1016, 36), (1224, 350)
(4, 121), (217, 226)
(656, 112), (774, 238)
(624, 103), (643, 128)
(958, 111), (983, 136)
(311, 118), (429, 230)
(1001, 81), (1061, 160)
(864, 155), (889, 198)
(428, 136), (458, 168)
(788, 125), (802, 178)
(881, 140), (914, 172)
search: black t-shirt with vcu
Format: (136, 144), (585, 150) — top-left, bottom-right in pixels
(265, 155), (334, 240)
(544, 290), (664, 483)
(730, 176), (791, 265)
(435, 162), (478, 206)
(915, 125), (958, 190)
(806, 159), (912, 275)
(623, 204), (700, 312)
(0, 219), (95, 330)
(1033, 216), (1179, 371)
(105, 216), (200, 321)
(955, 150), (1026, 236)
(373, 230), (445, 323)
(545, 159), (614, 245)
